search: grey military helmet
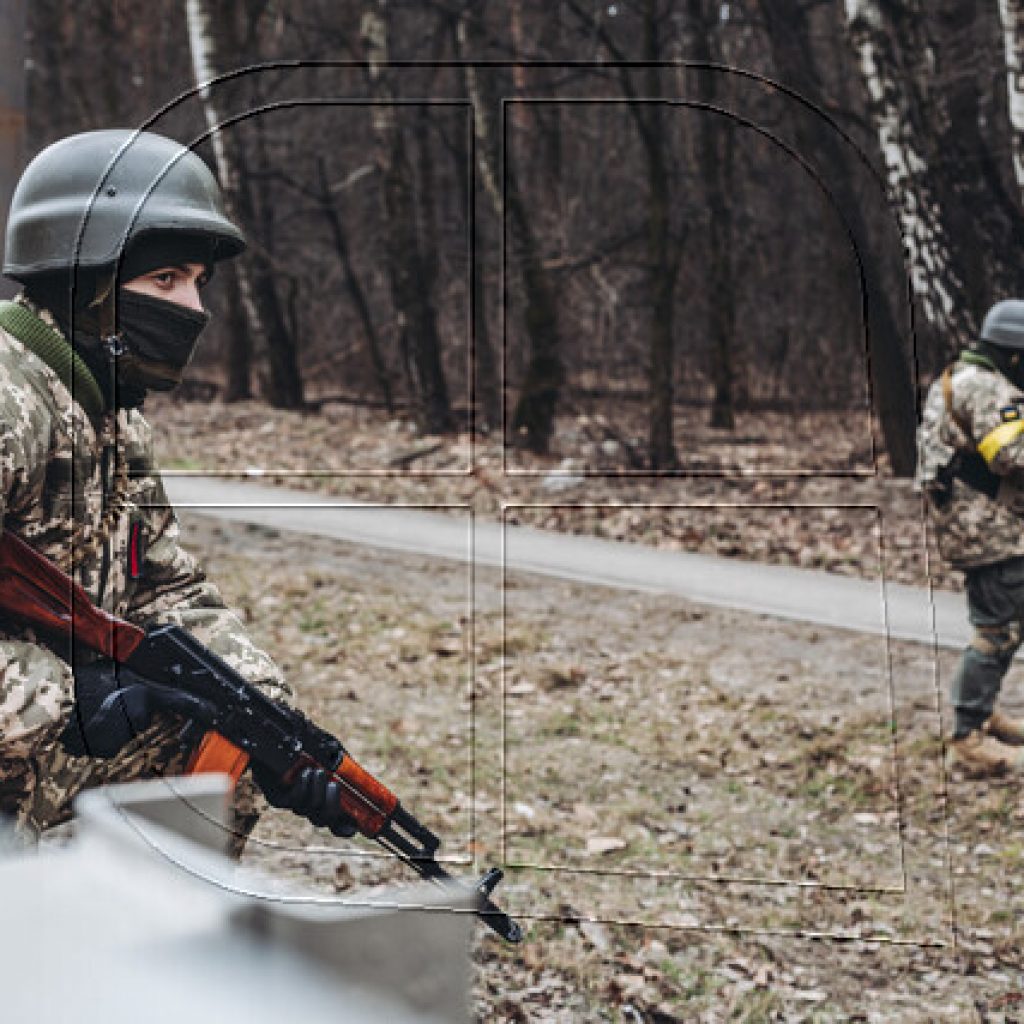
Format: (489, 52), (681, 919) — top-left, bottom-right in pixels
(980, 299), (1024, 351)
(3, 129), (244, 282)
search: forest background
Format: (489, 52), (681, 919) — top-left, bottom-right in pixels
(21, 0), (1024, 478)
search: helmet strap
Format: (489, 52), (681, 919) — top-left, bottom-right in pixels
(91, 272), (126, 358)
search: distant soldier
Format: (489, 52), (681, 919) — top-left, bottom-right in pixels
(0, 130), (354, 849)
(918, 299), (1024, 775)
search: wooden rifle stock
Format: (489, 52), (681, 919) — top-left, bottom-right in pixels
(0, 531), (145, 661)
(0, 530), (249, 783)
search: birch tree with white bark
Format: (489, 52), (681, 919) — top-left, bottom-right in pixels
(844, 0), (978, 350)
(761, 0), (917, 474)
(185, 0), (304, 408)
(998, 0), (1024, 195)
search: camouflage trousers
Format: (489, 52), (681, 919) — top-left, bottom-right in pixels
(951, 556), (1024, 736)
(0, 712), (265, 858)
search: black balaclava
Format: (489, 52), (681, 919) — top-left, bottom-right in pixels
(25, 234), (214, 411)
(975, 339), (1024, 390)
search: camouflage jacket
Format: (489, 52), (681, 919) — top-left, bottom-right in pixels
(917, 352), (1024, 569)
(0, 296), (287, 756)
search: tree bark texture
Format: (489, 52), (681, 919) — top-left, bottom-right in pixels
(566, 0), (684, 467)
(762, 0), (917, 474)
(643, 96), (680, 468)
(844, 0), (978, 350)
(185, 0), (305, 409)
(844, 0), (1024, 373)
(364, 1), (453, 434)
(998, 0), (1024, 193)
(640, 3), (682, 469)
(450, 56), (501, 432)
(458, 12), (563, 454)
(315, 159), (394, 413)
(690, 0), (737, 433)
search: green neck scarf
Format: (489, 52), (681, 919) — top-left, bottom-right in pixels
(0, 300), (106, 419)
(961, 349), (999, 371)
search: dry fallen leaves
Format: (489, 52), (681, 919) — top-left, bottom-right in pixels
(585, 835), (628, 856)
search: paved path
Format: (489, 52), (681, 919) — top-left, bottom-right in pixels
(163, 476), (968, 650)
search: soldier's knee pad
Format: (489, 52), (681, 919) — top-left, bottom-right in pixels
(970, 621), (1022, 658)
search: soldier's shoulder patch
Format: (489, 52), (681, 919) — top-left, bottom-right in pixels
(1000, 404), (1021, 422)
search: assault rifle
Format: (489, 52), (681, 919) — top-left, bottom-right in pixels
(0, 530), (523, 944)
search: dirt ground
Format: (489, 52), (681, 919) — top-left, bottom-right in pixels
(178, 510), (1024, 1024)
(131, 396), (1024, 1019)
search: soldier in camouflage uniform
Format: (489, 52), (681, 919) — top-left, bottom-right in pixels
(0, 130), (355, 851)
(918, 299), (1024, 775)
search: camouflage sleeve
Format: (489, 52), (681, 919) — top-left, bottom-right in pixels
(0, 358), (75, 750)
(128, 492), (291, 702)
(125, 418), (289, 703)
(955, 367), (1024, 475)
(0, 642), (72, 755)
(916, 378), (956, 490)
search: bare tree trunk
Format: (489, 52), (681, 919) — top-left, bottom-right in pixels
(186, 0), (304, 409)
(449, 56), (501, 432)
(565, 0), (683, 467)
(637, 4), (683, 467)
(707, 123), (736, 431)
(315, 159), (394, 413)
(644, 95), (680, 468)
(762, 0), (917, 474)
(363, 2), (452, 434)
(457, 9), (563, 454)
(690, 0), (737, 431)
(844, 0), (978, 349)
(998, 0), (1024, 192)
(508, 0), (530, 133)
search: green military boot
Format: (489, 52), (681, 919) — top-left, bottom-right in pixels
(951, 729), (1024, 776)
(983, 710), (1024, 745)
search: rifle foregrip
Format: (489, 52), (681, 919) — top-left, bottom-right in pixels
(186, 731), (250, 784)
(329, 754), (399, 836)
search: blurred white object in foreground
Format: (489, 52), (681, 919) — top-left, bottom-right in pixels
(0, 774), (471, 1023)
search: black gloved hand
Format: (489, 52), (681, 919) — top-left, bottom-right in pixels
(252, 763), (360, 838)
(61, 659), (216, 759)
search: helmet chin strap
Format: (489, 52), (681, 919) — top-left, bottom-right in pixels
(85, 272), (134, 409)
(92, 273), (128, 360)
